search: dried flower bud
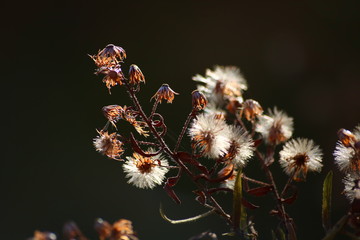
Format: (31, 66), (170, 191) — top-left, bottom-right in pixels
(99, 44), (127, 62)
(242, 99), (263, 121)
(32, 230), (57, 240)
(338, 128), (356, 147)
(151, 84), (179, 103)
(93, 130), (125, 160)
(226, 97), (242, 114)
(129, 64), (145, 85)
(102, 105), (124, 123)
(94, 218), (112, 239)
(191, 90), (207, 110)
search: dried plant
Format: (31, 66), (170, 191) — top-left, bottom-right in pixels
(87, 44), (359, 240)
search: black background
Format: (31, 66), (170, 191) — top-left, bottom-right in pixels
(3, 0), (360, 239)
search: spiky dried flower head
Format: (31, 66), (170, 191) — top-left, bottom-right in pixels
(188, 113), (231, 159)
(255, 107), (294, 145)
(93, 130), (124, 160)
(123, 149), (169, 189)
(334, 125), (360, 173)
(343, 173), (360, 202)
(279, 138), (323, 181)
(129, 64), (145, 85)
(241, 99), (263, 121)
(97, 67), (125, 93)
(31, 231), (57, 240)
(191, 90), (208, 110)
(151, 84), (179, 103)
(94, 218), (112, 240)
(102, 105), (124, 124)
(193, 66), (248, 106)
(222, 125), (254, 167)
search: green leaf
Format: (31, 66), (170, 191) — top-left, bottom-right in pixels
(159, 203), (214, 224)
(233, 169), (247, 231)
(322, 171), (333, 232)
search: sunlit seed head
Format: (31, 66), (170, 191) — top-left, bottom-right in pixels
(188, 113), (231, 159)
(279, 138), (323, 181)
(343, 173), (360, 202)
(255, 107), (293, 145)
(123, 149), (169, 189)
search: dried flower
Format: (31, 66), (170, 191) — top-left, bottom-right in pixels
(193, 66), (248, 106)
(241, 99), (263, 121)
(102, 105), (124, 124)
(97, 67), (125, 93)
(151, 84), (179, 103)
(123, 149), (169, 189)
(63, 221), (87, 240)
(188, 113), (231, 159)
(225, 97), (242, 114)
(191, 90), (208, 110)
(334, 125), (360, 173)
(223, 125), (254, 167)
(98, 44), (126, 62)
(129, 64), (145, 85)
(343, 173), (360, 202)
(279, 138), (323, 181)
(255, 107), (294, 145)
(93, 130), (124, 160)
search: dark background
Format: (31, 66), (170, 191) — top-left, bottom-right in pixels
(3, 0), (360, 239)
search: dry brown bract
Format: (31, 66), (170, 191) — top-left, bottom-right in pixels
(151, 84), (179, 103)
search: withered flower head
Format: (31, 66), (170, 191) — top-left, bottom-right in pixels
(151, 84), (179, 103)
(241, 99), (263, 121)
(123, 149), (169, 189)
(102, 105), (124, 123)
(94, 218), (112, 240)
(225, 97), (242, 114)
(97, 67), (125, 93)
(98, 44), (127, 62)
(191, 90), (208, 110)
(31, 231), (57, 240)
(93, 130), (124, 160)
(188, 113), (231, 159)
(279, 138), (323, 181)
(255, 107), (293, 145)
(129, 64), (145, 85)
(334, 124), (360, 173)
(218, 163), (237, 190)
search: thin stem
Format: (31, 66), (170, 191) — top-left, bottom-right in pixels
(255, 149), (296, 240)
(281, 171), (296, 198)
(174, 109), (197, 153)
(241, 174), (272, 187)
(150, 100), (159, 118)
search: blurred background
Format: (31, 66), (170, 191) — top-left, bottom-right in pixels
(3, 0), (360, 239)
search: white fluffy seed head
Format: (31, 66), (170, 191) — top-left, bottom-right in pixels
(343, 173), (360, 202)
(122, 149), (169, 189)
(188, 113), (231, 159)
(279, 138), (323, 179)
(255, 107), (294, 145)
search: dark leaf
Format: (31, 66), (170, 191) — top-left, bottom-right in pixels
(322, 171), (333, 232)
(164, 180), (181, 204)
(322, 214), (349, 240)
(241, 198), (260, 209)
(247, 186), (273, 197)
(129, 133), (162, 157)
(282, 191), (298, 205)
